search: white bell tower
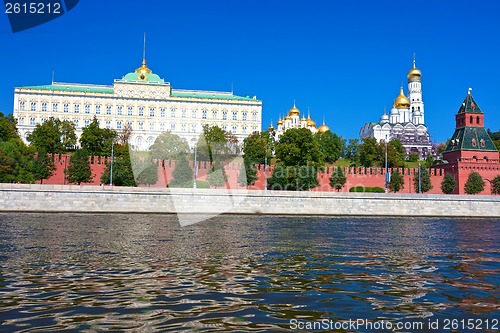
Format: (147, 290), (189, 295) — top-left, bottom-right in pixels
(408, 54), (424, 124)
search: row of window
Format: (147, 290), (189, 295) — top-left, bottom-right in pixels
(19, 101), (258, 121)
(18, 116), (258, 134)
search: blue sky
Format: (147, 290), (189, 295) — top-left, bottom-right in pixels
(1, 0), (499, 143)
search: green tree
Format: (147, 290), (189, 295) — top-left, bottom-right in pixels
(136, 161), (158, 186)
(441, 173), (456, 194)
(169, 157), (193, 187)
(0, 139), (35, 183)
(267, 165), (319, 191)
(329, 166), (347, 191)
(414, 165), (433, 193)
(274, 128), (323, 167)
(149, 131), (189, 160)
(242, 131), (272, 165)
(491, 175), (500, 195)
(389, 169), (405, 193)
(424, 154), (435, 168)
(207, 163), (227, 188)
(66, 149), (93, 185)
(314, 130), (342, 163)
(464, 171), (485, 195)
(359, 137), (382, 167)
(197, 125), (228, 162)
(80, 117), (116, 156)
(386, 140), (406, 168)
(407, 152), (419, 162)
(28, 118), (76, 154)
(101, 146), (136, 186)
(237, 162), (258, 187)
(345, 138), (360, 166)
(31, 149), (56, 184)
(0, 112), (20, 141)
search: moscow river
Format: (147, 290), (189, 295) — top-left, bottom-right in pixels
(0, 213), (498, 332)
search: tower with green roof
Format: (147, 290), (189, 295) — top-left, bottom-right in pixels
(436, 89), (500, 194)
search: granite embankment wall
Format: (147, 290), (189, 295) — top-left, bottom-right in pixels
(1, 184), (499, 218)
(43, 155), (452, 194)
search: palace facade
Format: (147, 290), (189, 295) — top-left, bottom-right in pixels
(360, 59), (433, 157)
(13, 59), (262, 150)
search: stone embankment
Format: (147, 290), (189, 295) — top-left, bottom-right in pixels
(1, 184), (499, 218)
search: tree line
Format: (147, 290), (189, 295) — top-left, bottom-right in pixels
(2, 112), (499, 193)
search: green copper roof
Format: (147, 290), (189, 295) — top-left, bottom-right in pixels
(20, 84), (114, 94)
(444, 126), (498, 152)
(171, 90), (257, 101)
(121, 72), (164, 83)
(458, 93), (482, 113)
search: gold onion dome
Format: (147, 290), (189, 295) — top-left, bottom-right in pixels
(301, 116), (307, 122)
(394, 87), (410, 108)
(135, 59), (153, 75)
(307, 119), (316, 127)
(407, 59), (421, 79)
(277, 118), (284, 125)
(288, 104), (300, 116)
(268, 124), (275, 131)
(318, 124), (330, 133)
(284, 115), (292, 121)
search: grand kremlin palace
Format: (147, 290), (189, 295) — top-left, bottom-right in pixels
(13, 59), (263, 150)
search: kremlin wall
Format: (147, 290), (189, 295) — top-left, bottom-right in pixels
(37, 155), (465, 195)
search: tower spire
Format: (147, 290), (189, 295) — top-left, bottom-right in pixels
(143, 32), (147, 62)
(413, 52), (416, 68)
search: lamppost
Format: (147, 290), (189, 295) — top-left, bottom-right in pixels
(110, 142), (114, 187)
(193, 144), (198, 189)
(264, 129), (275, 191)
(384, 135), (389, 193)
(418, 159), (422, 193)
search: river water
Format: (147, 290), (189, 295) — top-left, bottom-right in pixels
(0, 214), (498, 332)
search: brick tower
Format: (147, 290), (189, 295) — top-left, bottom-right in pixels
(437, 89), (500, 194)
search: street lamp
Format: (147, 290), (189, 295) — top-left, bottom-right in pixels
(384, 135), (389, 193)
(193, 144), (198, 189)
(418, 159), (422, 193)
(110, 141), (114, 187)
(264, 129), (275, 191)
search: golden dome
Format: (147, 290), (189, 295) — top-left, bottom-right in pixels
(407, 58), (421, 79)
(277, 118), (283, 125)
(318, 124), (330, 133)
(268, 123), (275, 131)
(393, 87), (410, 109)
(288, 105), (300, 116)
(284, 115), (292, 121)
(407, 67), (421, 79)
(301, 116), (307, 122)
(307, 120), (316, 127)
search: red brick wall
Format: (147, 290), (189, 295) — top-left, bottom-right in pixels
(42, 155), (500, 195)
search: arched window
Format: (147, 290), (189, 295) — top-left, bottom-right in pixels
(476, 116), (480, 124)
(469, 116), (473, 124)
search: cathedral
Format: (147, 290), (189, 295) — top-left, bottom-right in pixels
(360, 59), (433, 157)
(269, 103), (330, 141)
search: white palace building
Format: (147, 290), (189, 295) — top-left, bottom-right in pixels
(13, 58), (262, 150)
(360, 59), (433, 157)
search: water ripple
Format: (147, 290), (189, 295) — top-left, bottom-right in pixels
(0, 213), (498, 332)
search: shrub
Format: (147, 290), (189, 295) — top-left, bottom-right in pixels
(464, 171), (485, 195)
(349, 186), (385, 193)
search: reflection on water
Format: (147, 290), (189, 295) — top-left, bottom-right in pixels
(0, 214), (498, 332)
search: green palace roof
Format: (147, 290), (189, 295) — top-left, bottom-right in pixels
(20, 84), (113, 94)
(18, 84), (257, 101)
(171, 90), (256, 101)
